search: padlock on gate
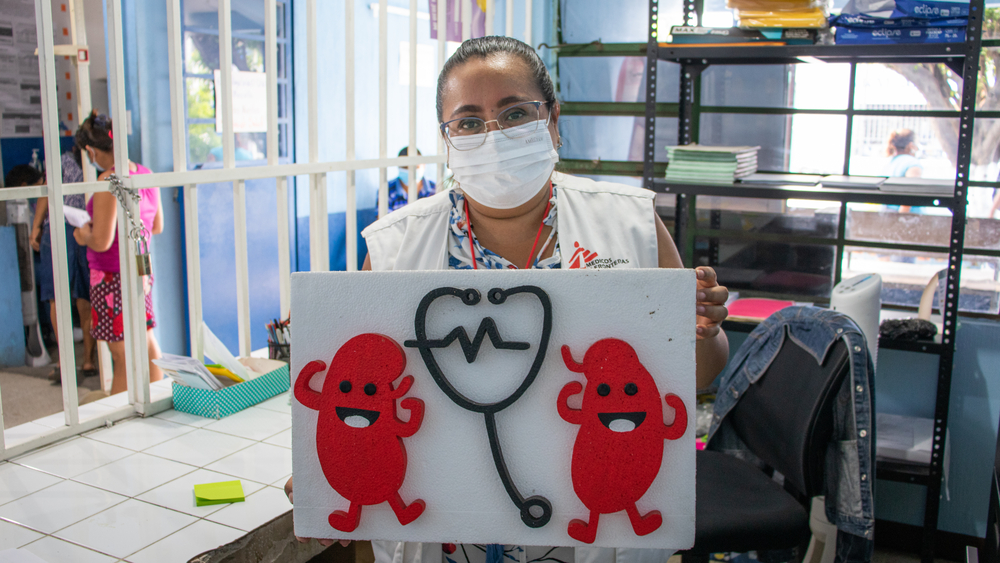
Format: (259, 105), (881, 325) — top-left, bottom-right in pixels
(136, 237), (152, 277)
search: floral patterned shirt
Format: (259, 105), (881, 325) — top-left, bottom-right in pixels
(446, 186), (562, 270)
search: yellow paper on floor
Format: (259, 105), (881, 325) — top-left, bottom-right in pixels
(194, 480), (245, 506)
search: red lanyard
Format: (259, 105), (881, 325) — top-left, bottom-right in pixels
(464, 182), (552, 270)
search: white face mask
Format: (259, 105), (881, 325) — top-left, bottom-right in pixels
(447, 120), (559, 210)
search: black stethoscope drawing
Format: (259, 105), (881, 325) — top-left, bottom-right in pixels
(404, 285), (553, 528)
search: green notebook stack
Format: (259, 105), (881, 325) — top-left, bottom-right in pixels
(665, 145), (760, 185)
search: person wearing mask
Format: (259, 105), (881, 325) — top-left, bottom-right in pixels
(382, 146), (437, 211)
(8, 160), (97, 383)
(286, 36), (730, 563)
(885, 128), (923, 178)
(72, 111), (164, 395)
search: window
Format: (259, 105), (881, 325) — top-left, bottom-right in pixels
(555, 0), (1000, 314)
(181, 0), (294, 167)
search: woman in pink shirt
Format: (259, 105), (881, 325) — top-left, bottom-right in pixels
(72, 112), (164, 394)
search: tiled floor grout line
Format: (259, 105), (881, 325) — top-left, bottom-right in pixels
(43, 494), (131, 537)
(38, 528), (126, 560)
(117, 516), (247, 563)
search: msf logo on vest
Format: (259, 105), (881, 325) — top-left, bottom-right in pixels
(568, 242), (598, 269)
(568, 241), (632, 269)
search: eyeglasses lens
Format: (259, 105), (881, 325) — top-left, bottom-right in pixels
(445, 102), (545, 150)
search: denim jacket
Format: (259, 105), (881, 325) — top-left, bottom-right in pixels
(707, 306), (875, 563)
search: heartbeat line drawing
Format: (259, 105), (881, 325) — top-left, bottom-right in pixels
(404, 317), (530, 363)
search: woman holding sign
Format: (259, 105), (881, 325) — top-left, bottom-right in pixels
(287, 36), (729, 563)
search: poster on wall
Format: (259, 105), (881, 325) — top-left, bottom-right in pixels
(291, 269), (696, 549)
(0, 0), (44, 138)
(428, 0), (486, 41)
(213, 69), (267, 134)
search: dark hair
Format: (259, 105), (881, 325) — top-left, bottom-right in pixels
(75, 110), (114, 154)
(398, 146), (422, 157)
(886, 129), (916, 157)
(436, 36), (556, 122)
(5, 164), (43, 188)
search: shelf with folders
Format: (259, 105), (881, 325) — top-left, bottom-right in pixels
(651, 177), (962, 207)
(656, 42), (970, 68)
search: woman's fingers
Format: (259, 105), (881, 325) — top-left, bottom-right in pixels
(697, 286), (729, 306)
(695, 266), (718, 287)
(697, 304), (729, 325)
(696, 324), (721, 340)
(695, 268), (728, 341)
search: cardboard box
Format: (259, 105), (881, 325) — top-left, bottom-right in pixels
(172, 360), (290, 419)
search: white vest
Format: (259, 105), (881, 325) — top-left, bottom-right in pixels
(362, 172), (667, 563)
(362, 172), (659, 271)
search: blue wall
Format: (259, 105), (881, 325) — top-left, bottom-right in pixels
(193, 179), (283, 355)
(113, 0), (188, 356)
(0, 227), (25, 366)
(1, 137), (76, 180)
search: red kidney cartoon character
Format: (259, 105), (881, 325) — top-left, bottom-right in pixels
(557, 339), (688, 544)
(295, 333), (425, 532)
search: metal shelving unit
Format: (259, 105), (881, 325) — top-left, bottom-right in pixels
(635, 0), (987, 560)
(551, 0), (992, 556)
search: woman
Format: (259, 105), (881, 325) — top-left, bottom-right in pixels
(287, 36), (729, 563)
(885, 128), (923, 178)
(72, 111), (164, 394)
(29, 147), (98, 382)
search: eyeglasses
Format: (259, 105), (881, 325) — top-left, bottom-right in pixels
(440, 101), (551, 151)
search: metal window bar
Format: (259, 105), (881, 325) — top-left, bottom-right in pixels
(5, 0), (558, 460)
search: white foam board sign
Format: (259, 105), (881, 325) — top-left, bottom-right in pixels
(291, 269), (696, 549)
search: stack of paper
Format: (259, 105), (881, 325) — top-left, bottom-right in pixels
(820, 175), (886, 189)
(880, 177), (954, 195)
(153, 353), (223, 390)
(876, 413), (934, 464)
(668, 26), (817, 44)
(194, 480), (246, 506)
(729, 0), (830, 27)
(665, 145), (760, 185)
(740, 173), (823, 186)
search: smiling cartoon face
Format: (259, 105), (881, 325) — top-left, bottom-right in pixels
(321, 333), (407, 429)
(574, 340), (664, 434)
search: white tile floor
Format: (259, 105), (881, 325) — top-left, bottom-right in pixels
(0, 392), (295, 562)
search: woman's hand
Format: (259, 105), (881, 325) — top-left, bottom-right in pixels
(73, 222), (93, 247)
(30, 225), (42, 252)
(696, 266), (728, 340)
(284, 477), (351, 548)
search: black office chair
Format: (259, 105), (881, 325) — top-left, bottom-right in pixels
(682, 326), (853, 560)
(975, 410), (1000, 563)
